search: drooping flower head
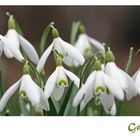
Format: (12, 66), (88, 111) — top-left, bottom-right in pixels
(0, 14), (39, 64)
(44, 56), (80, 101)
(37, 27), (85, 73)
(73, 58), (124, 115)
(74, 24), (105, 59)
(104, 47), (137, 101)
(0, 61), (49, 112)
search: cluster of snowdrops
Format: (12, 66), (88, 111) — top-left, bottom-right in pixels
(0, 13), (139, 116)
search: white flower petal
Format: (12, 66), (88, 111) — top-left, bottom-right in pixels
(75, 34), (92, 55)
(0, 35), (24, 62)
(36, 42), (54, 72)
(0, 79), (21, 112)
(103, 73), (124, 101)
(6, 29), (20, 49)
(110, 102), (116, 116)
(56, 66), (68, 87)
(133, 69), (140, 95)
(63, 67), (80, 88)
(120, 69), (137, 100)
(39, 92), (50, 111)
(133, 68), (140, 80)
(3, 46), (13, 58)
(105, 62), (136, 100)
(44, 68), (58, 99)
(80, 82), (94, 111)
(20, 75), (41, 105)
(73, 71), (96, 108)
(100, 94), (114, 111)
(88, 35), (105, 53)
(93, 71), (105, 93)
(63, 55), (75, 67)
(104, 101), (116, 116)
(18, 34), (39, 64)
(52, 85), (65, 101)
(104, 62), (127, 90)
(58, 37), (85, 66)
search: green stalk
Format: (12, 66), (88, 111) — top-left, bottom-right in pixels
(125, 47), (134, 73)
(39, 22), (54, 55)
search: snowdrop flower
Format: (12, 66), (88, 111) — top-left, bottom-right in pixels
(133, 68), (140, 95)
(44, 57), (80, 101)
(75, 25), (105, 58)
(37, 28), (85, 73)
(0, 15), (39, 64)
(104, 48), (137, 101)
(73, 59), (124, 115)
(0, 62), (49, 112)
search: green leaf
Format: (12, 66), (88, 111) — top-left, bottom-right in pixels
(80, 57), (95, 86)
(39, 22), (54, 55)
(70, 21), (81, 45)
(58, 82), (74, 116)
(45, 98), (57, 116)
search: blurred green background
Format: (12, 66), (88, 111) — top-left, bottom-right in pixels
(0, 6), (140, 116)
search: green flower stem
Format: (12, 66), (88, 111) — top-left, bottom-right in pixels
(125, 47), (134, 73)
(39, 22), (54, 55)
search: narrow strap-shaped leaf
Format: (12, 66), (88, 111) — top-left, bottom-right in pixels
(70, 21), (81, 45)
(80, 57), (95, 86)
(58, 82), (74, 116)
(39, 22), (54, 55)
(45, 98), (57, 116)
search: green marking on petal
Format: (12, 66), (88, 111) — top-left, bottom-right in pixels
(19, 90), (27, 98)
(95, 86), (105, 96)
(95, 97), (101, 106)
(57, 80), (68, 87)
